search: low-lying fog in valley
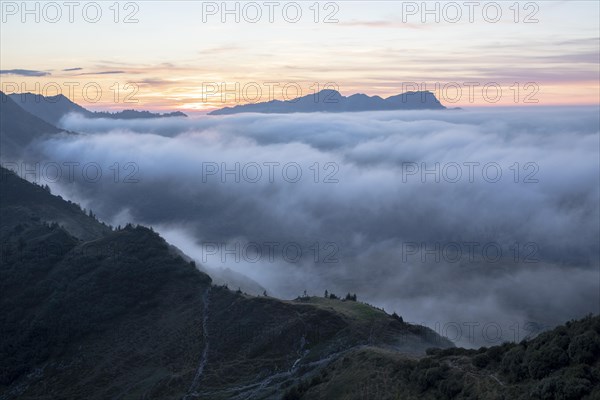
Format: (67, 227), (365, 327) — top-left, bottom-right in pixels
(21, 106), (599, 347)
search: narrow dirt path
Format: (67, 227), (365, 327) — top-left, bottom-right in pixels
(183, 286), (211, 399)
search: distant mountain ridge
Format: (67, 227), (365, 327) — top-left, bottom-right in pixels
(209, 89), (446, 115)
(8, 92), (187, 126)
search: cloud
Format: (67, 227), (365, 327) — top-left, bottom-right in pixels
(63, 67), (83, 71)
(0, 69), (50, 77)
(138, 78), (174, 87)
(77, 70), (126, 76)
(31, 107), (600, 347)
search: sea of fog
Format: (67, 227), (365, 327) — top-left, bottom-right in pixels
(26, 106), (600, 347)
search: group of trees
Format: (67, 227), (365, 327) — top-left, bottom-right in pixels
(26, 178), (51, 193)
(425, 314), (600, 399)
(323, 290), (357, 302)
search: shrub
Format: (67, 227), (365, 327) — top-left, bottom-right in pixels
(473, 353), (491, 368)
(501, 345), (527, 383)
(531, 376), (592, 400)
(526, 345), (569, 379)
(568, 330), (600, 364)
(392, 312), (404, 323)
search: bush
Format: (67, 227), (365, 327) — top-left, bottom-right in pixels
(568, 330), (600, 364)
(283, 387), (301, 400)
(531, 376), (592, 400)
(439, 373), (463, 398)
(486, 345), (506, 363)
(392, 312), (404, 323)
(473, 353), (491, 368)
(526, 345), (569, 379)
(426, 348), (442, 356)
(501, 345), (527, 383)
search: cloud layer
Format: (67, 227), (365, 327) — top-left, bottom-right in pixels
(32, 107), (600, 346)
(0, 69), (49, 77)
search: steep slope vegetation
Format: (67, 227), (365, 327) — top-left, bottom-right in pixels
(0, 166), (110, 240)
(2, 166), (597, 400)
(0, 168), (452, 399)
(286, 315), (600, 400)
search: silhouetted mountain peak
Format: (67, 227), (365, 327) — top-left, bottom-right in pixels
(210, 88), (446, 115)
(8, 92), (188, 126)
(315, 88), (341, 96)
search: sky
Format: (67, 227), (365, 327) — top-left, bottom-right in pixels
(1, 1), (599, 111)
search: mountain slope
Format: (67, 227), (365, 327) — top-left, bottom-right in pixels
(2, 166), (597, 400)
(8, 92), (187, 126)
(286, 315), (600, 400)
(209, 89), (446, 115)
(0, 92), (64, 160)
(0, 224), (212, 399)
(0, 167), (452, 399)
(7, 92), (92, 126)
(0, 167), (111, 240)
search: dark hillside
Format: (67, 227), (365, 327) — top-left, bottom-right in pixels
(0, 167), (452, 399)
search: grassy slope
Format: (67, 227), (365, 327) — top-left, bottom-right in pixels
(187, 291), (453, 399)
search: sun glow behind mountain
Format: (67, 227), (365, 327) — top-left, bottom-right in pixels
(0, 1), (598, 112)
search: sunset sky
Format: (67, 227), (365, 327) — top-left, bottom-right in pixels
(1, 1), (598, 112)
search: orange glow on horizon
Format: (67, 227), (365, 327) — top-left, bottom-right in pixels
(1, 76), (598, 113)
